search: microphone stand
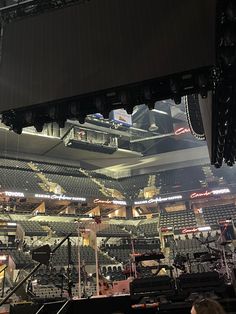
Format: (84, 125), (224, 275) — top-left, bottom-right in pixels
(0, 233), (72, 307)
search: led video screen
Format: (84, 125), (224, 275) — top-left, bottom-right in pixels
(0, 0), (216, 112)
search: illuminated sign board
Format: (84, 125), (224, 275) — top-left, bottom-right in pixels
(34, 194), (86, 202)
(112, 200), (127, 205)
(134, 195), (183, 205)
(0, 255), (7, 261)
(4, 191), (25, 198)
(180, 227), (198, 234)
(190, 188), (230, 199)
(160, 227), (173, 233)
(93, 199), (127, 205)
(180, 226), (211, 234)
(174, 127), (191, 136)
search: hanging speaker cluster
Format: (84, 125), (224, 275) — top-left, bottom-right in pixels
(185, 95), (206, 141)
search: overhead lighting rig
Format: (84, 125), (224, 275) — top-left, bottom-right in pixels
(1, 67), (212, 135)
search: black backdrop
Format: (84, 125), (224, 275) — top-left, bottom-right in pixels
(0, 0), (216, 112)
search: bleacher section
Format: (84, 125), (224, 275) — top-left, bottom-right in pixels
(158, 167), (203, 194)
(0, 167), (42, 193)
(102, 238), (161, 263)
(1, 158), (236, 202)
(159, 211), (197, 229)
(46, 173), (104, 198)
(1, 249), (35, 268)
(0, 158), (30, 170)
(137, 221), (159, 237)
(34, 162), (86, 177)
(97, 224), (129, 237)
(119, 175), (150, 198)
(202, 203), (236, 225)
(50, 245), (113, 265)
(18, 221), (47, 236)
(46, 221), (78, 236)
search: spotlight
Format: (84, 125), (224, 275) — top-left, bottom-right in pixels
(214, 161), (222, 168)
(102, 109), (110, 119)
(11, 125), (23, 135)
(227, 159), (234, 167)
(120, 91), (129, 105)
(222, 24), (236, 46)
(48, 106), (56, 120)
(143, 86), (151, 101)
(69, 102), (79, 117)
(57, 118), (66, 129)
(147, 102), (154, 110)
(78, 114), (86, 124)
(226, 1), (236, 21)
(173, 95), (181, 105)
(198, 74), (208, 99)
(34, 121), (44, 132)
(125, 105), (133, 115)
(219, 46), (236, 66)
(24, 110), (33, 124)
(170, 79), (182, 104)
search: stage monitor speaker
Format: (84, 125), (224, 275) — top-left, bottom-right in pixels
(130, 275), (175, 300)
(31, 244), (51, 266)
(177, 271), (225, 296)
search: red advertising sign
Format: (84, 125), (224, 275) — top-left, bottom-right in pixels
(174, 127), (191, 136)
(190, 188), (230, 199)
(180, 227), (198, 234)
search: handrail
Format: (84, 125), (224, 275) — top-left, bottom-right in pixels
(35, 300), (67, 314)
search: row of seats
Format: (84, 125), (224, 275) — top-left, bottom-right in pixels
(1, 157), (236, 198)
(202, 203), (236, 225)
(46, 173), (104, 198)
(2, 244), (114, 270)
(18, 221), (47, 236)
(0, 168), (42, 193)
(97, 224), (129, 237)
(159, 210), (197, 228)
(34, 162), (87, 177)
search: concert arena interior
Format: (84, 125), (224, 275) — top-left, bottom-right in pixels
(0, 1), (236, 314)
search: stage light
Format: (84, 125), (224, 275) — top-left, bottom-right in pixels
(24, 110), (33, 124)
(143, 86), (151, 100)
(78, 114), (86, 124)
(120, 91), (129, 105)
(34, 121), (44, 132)
(11, 125), (23, 135)
(226, 1), (236, 21)
(214, 161), (222, 168)
(219, 46), (236, 66)
(57, 118), (66, 129)
(170, 79), (181, 104)
(198, 74), (208, 99)
(147, 103), (154, 110)
(222, 24), (236, 46)
(125, 105), (133, 114)
(227, 160), (234, 167)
